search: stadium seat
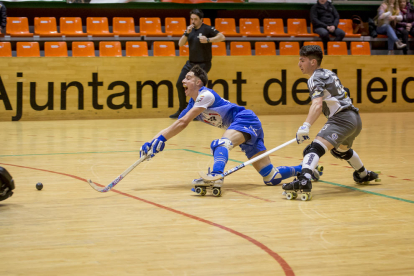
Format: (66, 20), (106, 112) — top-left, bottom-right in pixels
(203, 18), (211, 26)
(72, 42), (95, 57)
(263, 18), (290, 37)
(153, 41), (176, 56)
(212, 42), (227, 56)
(60, 17), (88, 37)
(165, 17), (187, 37)
(230, 42), (251, 56)
(179, 43), (189, 56)
(338, 19), (361, 38)
(16, 42), (40, 57)
(44, 42), (68, 57)
(287, 19), (318, 37)
(303, 41), (324, 52)
(0, 42), (12, 57)
(126, 41), (148, 57)
(351, 41), (370, 55)
(279, 42), (300, 55)
(240, 18), (266, 37)
(99, 41), (122, 57)
(6, 17), (33, 37)
(327, 41), (348, 55)
(113, 17), (140, 37)
(215, 18), (240, 37)
(34, 17), (61, 37)
(87, 17), (114, 37)
(255, 42), (276, 56)
(139, 17), (168, 37)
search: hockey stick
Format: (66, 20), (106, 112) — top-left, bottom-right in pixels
(198, 138), (297, 181)
(87, 150), (153, 193)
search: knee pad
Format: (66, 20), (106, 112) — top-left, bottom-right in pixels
(331, 148), (354, 160)
(210, 138), (233, 155)
(303, 142), (326, 158)
(263, 167), (282, 186)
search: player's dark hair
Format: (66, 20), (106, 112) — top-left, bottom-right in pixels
(190, 9), (204, 19)
(190, 65), (208, 86)
(300, 45), (323, 66)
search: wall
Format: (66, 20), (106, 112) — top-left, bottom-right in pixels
(0, 56), (413, 121)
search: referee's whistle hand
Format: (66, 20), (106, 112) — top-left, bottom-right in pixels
(187, 25), (194, 33)
(199, 36), (208, 43)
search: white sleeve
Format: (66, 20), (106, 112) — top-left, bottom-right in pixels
(193, 91), (215, 109)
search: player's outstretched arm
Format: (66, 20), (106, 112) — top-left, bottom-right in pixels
(296, 97), (323, 144)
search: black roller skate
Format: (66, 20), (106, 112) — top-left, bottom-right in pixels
(282, 173), (312, 201)
(353, 170), (381, 184)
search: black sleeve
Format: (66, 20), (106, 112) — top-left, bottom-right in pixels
(0, 4), (6, 28)
(332, 5), (340, 28)
(207, 25), (220, 38)
(310, 5), (327, 29)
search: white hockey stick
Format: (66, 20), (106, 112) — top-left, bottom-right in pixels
(198, 138), (297, 181)
(88, 150), (153, 193)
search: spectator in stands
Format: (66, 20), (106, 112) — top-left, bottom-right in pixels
(396, 0), (414, 54)
(169, 9), (225, 119)
(376, 0), (406, 55)
(0, 2), (6, 34)
(310, 0), (345, 51)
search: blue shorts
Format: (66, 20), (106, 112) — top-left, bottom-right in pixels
(227, 109), (266, 159)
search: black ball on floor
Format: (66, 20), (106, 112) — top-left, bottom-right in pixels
(36, 182), (43, 191)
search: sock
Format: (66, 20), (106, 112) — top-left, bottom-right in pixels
(212, 146), (229, 174)
(344, 149), (367, 178)
(302, 153), (319, 180)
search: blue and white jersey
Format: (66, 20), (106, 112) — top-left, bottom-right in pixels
(178, 86), (246, 129)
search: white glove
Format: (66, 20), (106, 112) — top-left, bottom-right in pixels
(296, 122), (311, 144)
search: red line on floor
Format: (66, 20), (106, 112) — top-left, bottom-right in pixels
(0, 162), (295, 276)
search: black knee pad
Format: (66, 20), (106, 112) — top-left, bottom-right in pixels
(0, 167), (15, 202)
(331, 148), (354, 160)
(303, 142), (326, 158)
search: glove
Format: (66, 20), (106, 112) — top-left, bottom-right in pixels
(296, 122), (311, 144)
(140, 135), (167, 160)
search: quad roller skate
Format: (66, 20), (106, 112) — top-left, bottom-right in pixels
(353, 170), (381, 184)
(311, 165), (324, 182)
(192, 169), (223, 197)
(282, 173), (312, 201)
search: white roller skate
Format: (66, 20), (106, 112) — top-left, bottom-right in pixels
(192, 168), (223, 197)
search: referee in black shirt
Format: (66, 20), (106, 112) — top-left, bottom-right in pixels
(169, 9), (225, 119)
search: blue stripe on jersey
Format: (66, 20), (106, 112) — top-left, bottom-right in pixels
(178, 86), (245, 129)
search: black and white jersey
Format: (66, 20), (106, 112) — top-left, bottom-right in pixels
(308, 68), (358, 118)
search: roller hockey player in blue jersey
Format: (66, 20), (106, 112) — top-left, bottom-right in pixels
(139, 65), (322, 194)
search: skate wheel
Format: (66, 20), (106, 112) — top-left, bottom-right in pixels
(301, 193), (311, 201)
(317, 166), (324, 172)
(286, 192), (295, 200)
(375, 178), (381, 182)
(200, 189), (207, 196)
(212, 188), (221, 197)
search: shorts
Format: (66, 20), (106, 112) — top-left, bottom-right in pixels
(317, 109), (362, 148)
(228, 109), (266, 159)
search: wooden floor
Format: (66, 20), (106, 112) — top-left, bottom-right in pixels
(1, 112), (414, 276)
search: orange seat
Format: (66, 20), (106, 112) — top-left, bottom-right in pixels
(16, 42), (40, 57)
(87, 17), (114, 37)
(287, 19), (318, 37)
(263, 18), (289, 37)
(338, 19), (361, 38)
(212, 42), (227, 56)
(255, 42), (276, 56)
(44, 42), (68, 57)
(60, 17), (87, 37)
(230, 42), (251, 56)
(72, 42), (95, 57)
(179, 43), (189, 56)
(153, 41), (175, 56)
(165, 17), (187, 37)
(34, 17), (61, 37)
(215, 18), (240, 37)
(327, 41), (348, 55)
(351, 41), (370, 55)
(6, 17), (33, 37)
(0, 42), (12, 57)
(279, 42), (300, 55)
(303, 41), (324, 52)
(139, 17), (168, 37)
(126, 41), (148, 57)
(113, 17), (140, 37)
(240, 18), (266, 37)
(99, 41), (122, 57)
(203, 18), (211, 26)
